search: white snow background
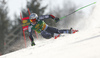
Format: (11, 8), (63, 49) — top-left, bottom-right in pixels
(0, 0), (100, 58)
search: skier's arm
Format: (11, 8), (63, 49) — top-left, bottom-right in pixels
(28, 26), (34, 42)
(38, 15), (60, 22)
(38, 15), (55, 20)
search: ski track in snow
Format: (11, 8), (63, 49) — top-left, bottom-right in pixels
(72, 34), (100, 44)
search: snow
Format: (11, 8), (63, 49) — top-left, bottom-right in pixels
(1, 0), (100, 58)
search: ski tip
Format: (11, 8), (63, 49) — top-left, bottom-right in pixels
(54, 34), (60, 39)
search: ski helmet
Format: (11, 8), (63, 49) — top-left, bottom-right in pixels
(29, 13), (38, 22)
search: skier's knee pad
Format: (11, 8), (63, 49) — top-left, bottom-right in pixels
(41, 31), (52, 39)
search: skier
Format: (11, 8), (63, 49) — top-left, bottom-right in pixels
(28, 13), (78, 46)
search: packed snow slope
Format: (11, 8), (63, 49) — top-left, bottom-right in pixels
(1, 1), (100, 58)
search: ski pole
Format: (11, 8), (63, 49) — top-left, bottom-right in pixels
(60, 2), (96, 20)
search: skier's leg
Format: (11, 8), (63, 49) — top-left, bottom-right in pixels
(45, 27), (61, 37)
(46, 27), (60, 34)
(46, 27), (72, 34)
(45, 27), (77, 37)
(59, 29), (71, 34)
(41, 31), (52, 39)
(58, 28), (72, 34)
(59, 28), (78, 34)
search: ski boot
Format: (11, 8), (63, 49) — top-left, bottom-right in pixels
(69, 28), (78, 34)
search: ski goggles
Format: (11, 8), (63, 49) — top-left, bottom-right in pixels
(30, 19), (36, 22)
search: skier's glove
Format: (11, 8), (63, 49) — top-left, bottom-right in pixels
(49, 14), (60, 22)
(54, 17), (60, 23)
(31, 41), (36, 46)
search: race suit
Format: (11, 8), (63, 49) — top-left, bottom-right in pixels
(28, 15), (71, 42)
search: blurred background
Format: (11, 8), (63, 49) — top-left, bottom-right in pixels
(0, 0), (97, 55)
